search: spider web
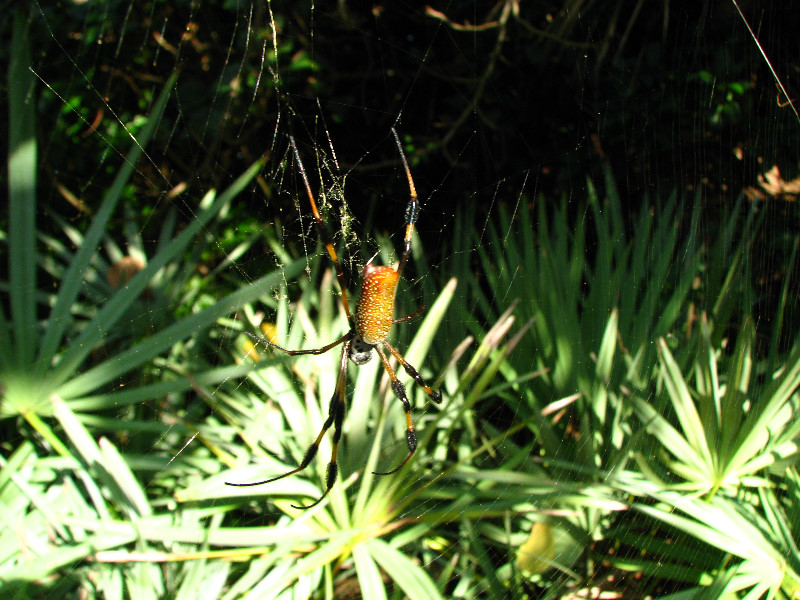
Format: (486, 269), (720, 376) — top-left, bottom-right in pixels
(9, 0), (800, 598)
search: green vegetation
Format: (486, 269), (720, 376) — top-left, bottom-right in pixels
(3, 2), (800, 599)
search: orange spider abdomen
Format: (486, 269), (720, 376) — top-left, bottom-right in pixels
(356, 264), (399, 345)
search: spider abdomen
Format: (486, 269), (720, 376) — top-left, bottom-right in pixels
(356, 264), (399, 345)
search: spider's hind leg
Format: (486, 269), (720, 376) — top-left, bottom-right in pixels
(383, 340), (442, 404)
(226, 339), (350, 510)
(289, 339), (351, 509)
(372, 345), (418, 476)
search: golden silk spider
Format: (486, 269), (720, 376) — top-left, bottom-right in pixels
(226, 129), (442, 509)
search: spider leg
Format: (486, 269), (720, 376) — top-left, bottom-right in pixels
(245, 330), (350, 356)
(372, 345), (418, 476)
(289, 136), (355, 327)
(383, 340), (442, 404)
(226, 340), (350, 510)
(391, 127), (418, 279)
(391, 304), (425, 325)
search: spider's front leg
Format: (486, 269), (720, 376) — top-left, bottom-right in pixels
(244, 330), (350, 357)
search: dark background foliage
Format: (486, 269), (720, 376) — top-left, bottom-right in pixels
(6, 0), (798, 349)
(14, 1), (800, 207)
